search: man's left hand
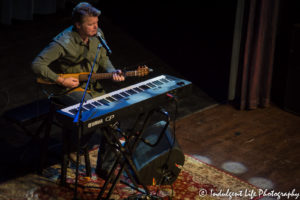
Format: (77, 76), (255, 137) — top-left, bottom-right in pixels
(112, 70), (125, 82)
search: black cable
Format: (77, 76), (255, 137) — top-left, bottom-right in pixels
(126, 94), (179, 199)
(171, 95), (178, 150)
(170, 100), (178, 200)
(163, 94), (178, 166)
(140, 111), (170, 148)
(150, 94), (178, 199)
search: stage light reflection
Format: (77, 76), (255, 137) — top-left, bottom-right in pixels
(221, 161), (248, 174)
(248, 177), (274, 190)
(191, 154), (212, 164)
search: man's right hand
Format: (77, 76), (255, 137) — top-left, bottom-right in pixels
(56, 76), (79, 88)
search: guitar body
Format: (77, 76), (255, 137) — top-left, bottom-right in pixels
(61, 72), (90, 79)
(37, 72), (90, 85)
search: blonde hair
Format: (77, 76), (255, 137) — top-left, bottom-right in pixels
(72, 2), (101, 24)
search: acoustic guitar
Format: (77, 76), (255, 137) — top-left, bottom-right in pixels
(36, 65), (153, 93)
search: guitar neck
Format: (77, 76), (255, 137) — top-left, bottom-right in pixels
(36, 66), (150, 85)
(79, 71), (139, 81)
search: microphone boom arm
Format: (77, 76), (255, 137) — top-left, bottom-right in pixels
(97, 32), (112, 54)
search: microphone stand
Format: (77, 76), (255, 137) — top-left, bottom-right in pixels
(72, 43), (102, 200)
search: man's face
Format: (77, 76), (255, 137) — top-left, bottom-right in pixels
(76, 16), (98, 38)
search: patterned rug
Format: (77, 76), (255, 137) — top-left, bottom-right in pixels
(0, 149), (261, 200)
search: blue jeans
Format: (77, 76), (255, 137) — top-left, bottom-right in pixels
(53, 91), (92, 106)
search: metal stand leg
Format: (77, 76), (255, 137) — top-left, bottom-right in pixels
(97, 126), (144, 200)
(73, 125), (83, 200)
(83, 146), (91, 177)
(96, 108), (171, 199)
(96, 110), (163, 200)
(61, 128), (70, 186)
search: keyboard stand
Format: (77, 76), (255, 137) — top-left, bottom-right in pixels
(96, 109), (164, 200)
(61, 110), (156, 200)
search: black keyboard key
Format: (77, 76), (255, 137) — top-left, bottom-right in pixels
(99, 99), (110, 105)
(160, 78), (169, 83)
(92, 101), (102, 106)
(133, 87), (143, 92)
(69, 108), (78, 115)
(153, 80), (164, 85)
(106, 96), (116, 102)
(120, 92), (129, 97)
(166, 77), (175, 81)
(147, 82), (156, 88)
(83, 103), (95, 110)
(70, 106), (88, 114)
(112, 94), (123, 100)
(126, 89), (137, 95)
(81, 107), (88, 112)
(139, 85), (150, 90)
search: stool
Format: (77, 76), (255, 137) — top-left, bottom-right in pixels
(3, 98), (51, 137)
(60, 127), (92, 186)
(3, 98), (60, 173)
(3, 96), (93, 185)
(37, 100), (93, 184)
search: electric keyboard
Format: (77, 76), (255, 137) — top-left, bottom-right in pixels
(56, 75), (192, 131)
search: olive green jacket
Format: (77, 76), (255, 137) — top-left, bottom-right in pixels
(32, 26), (115, 97)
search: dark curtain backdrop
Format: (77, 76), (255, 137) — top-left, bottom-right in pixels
(233, 0), (280, 110)
(0, 0), (66, 24)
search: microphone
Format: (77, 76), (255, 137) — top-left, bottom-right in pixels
(96, 32), (112, 54)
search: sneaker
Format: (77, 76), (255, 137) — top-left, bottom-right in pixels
(69, 152), (85, 164)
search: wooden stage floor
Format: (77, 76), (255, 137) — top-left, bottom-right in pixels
(176, 103), (300, 194)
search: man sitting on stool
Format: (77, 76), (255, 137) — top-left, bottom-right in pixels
(31, 2), (124, 179)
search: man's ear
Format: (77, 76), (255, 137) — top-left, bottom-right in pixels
(75, 22), (81, 30)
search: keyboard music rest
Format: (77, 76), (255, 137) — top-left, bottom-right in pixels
(56, 75), (192, 132)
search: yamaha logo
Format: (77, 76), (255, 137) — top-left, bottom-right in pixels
(88, 118), (103, 128)
(87, 114), (115, 128)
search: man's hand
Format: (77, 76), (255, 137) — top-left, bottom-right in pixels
(56, 76), (80, 88)
(112, 70), (125, 82)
